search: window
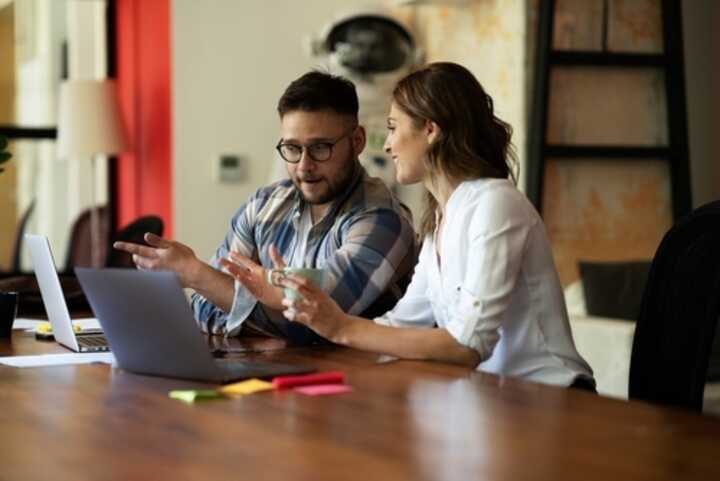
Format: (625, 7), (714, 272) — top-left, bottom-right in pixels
(0, 0), (114, 273)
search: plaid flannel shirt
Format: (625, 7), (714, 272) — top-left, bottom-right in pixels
(191, 166), (417, 343)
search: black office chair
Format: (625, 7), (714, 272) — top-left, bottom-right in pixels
(106, 215), (164, 268)
(63, 206), (111, 271)
(629, 200), (720, 411)
(63, 207), (164, 270)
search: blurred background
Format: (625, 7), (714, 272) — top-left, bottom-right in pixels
(0, 0), (716, 281)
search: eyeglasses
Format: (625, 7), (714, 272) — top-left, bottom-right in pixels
(276, 129), (355, 164)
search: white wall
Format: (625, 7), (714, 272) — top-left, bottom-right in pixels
(173, 0), (362, 261)
(683, 0), (719, 207)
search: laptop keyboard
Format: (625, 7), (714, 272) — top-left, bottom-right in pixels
(78, 335), (109, 348)
(215, 358), (267, 371)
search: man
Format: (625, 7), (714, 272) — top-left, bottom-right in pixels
(114, 71), (417, 344)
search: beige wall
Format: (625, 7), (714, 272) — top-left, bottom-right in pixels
(172, 0), (528, 260)
(683, 0), (719, 207)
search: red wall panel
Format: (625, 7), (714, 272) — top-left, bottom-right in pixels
(115, 0), (172, 237)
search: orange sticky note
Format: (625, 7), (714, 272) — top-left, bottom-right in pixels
(220, 378), (274, 396)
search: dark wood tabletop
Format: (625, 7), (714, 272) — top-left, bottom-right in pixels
(1, 329), (719, 481)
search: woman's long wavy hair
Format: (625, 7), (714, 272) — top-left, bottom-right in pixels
(391, 62), (518, 238)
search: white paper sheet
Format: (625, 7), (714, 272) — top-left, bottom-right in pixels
(12, 318), (101, 331)
(0, 352), (115, 368)
(11, 318), (44, 330)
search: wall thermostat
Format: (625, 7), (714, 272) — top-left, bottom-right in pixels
(216, 154), (247, 183)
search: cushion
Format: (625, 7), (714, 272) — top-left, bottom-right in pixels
(563, 280), (587, 316)
(569, 314), (636, 398)
(578, 260), (652, 321)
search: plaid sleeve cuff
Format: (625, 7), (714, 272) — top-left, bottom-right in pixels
(223, 280), (258, 336)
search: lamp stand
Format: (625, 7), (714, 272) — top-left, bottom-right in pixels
(90, 155), (102, 268)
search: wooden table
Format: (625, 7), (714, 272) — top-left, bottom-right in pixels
(1, 329), (719, 481)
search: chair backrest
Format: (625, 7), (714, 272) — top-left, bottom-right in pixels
(106, 215), (164, 268)
(64, 209), (164, 270)
(629, 200), (720, 411)
(63, 206), (110, 272)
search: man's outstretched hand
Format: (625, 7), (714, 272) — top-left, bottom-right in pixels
(114, 233), (202, 288)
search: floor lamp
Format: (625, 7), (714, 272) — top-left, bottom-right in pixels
(57, 79), (129, 268)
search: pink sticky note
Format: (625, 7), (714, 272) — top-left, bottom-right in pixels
(294, 384), (353, 396)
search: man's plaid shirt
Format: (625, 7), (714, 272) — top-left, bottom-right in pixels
(191, 166), (417, 344)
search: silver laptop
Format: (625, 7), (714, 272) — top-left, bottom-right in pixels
(75, 268), (314, 383)
(25, 234), (109, 353)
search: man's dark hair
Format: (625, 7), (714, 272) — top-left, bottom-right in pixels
(277, 71), (359, 118)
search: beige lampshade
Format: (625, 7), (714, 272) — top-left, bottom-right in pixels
(57, 80), (129, 158)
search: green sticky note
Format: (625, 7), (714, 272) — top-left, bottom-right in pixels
(169, 389), (224, 404)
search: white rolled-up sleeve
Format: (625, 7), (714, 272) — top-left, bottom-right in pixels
(443, 204), (532, 360)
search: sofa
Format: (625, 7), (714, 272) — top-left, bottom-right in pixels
(565, 280), (720, 415)
(565, 280), (635, 399)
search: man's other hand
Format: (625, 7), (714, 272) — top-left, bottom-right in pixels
(219, 244), (287, 311)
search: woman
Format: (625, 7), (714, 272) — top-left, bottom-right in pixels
(238, 62), (594, 389)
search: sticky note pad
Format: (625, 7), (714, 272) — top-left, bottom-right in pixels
(219, 378), (273, 396)
(35, 322), (52, 334)
(294, 384), (353, 396)
(169, 389), (224, 404)
(35, 322), (81, 334)
(272, 371), (345, 389)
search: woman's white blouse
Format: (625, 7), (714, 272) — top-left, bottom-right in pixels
(375, 179), (593, 387)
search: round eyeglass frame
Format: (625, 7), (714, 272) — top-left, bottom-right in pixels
(276, 128), (356, 164)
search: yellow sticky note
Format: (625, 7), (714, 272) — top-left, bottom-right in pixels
(220, 378), (274, 396)
(36, 322), (80, 334)
(36, 322), (52, 334)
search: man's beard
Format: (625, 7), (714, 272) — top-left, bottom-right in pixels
(292, 157), (358, 205)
